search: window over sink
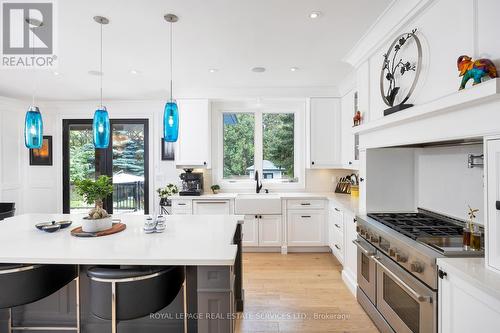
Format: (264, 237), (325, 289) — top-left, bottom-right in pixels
(215, 100), (305, 190)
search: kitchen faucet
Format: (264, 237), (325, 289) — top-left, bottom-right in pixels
(254, 171), (263, 193)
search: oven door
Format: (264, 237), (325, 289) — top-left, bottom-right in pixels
(353, 237), (377, 304)
(374, 253), (436, 333)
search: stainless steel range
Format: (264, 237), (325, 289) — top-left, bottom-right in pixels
(354, 208), (483, 333)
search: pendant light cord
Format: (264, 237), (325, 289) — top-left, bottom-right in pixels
(100, 21), (103, 108)
(31, 23), (36, 106)
(170, 20), (173, 100)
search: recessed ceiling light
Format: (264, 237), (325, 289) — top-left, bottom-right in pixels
(129, 69), (139, 75)
(88, 70), (103, 76)
(290, 67), (299, 72)
(208, 68), (218, 73)
(251, 67), (266, 73)
(309, 11), (321, 19)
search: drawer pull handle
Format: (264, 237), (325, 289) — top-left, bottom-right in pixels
(178, 203), (186, 206)
(335, 224), (341, 229)
(301, 215), (311, 218)
(300, 203), (311, 206)
(335, 244), (341, 250)
(334, 207), (340, 212)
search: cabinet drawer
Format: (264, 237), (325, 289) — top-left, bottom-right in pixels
(172, 199), (192, 211)
(332, 228), (344, 263)
(193, 200), (230, 215)
(287, 199), (325, 210)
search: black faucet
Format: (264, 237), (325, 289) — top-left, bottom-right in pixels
(254, 171), (263, 193)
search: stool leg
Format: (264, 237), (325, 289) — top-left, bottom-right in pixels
(111, 281), (117, 333)
(7, 308), (12, 333)
(183, 280), (187, 333)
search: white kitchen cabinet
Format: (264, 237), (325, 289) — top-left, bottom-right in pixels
(342, 210), (357, 294)
(175, 99), (211, 168)
(486, 138), (500, 272)
(287, 210), (325, 246)
(341, 90), (358, 168)
(330, 207), (344, 264)
(438, 264), (500, 333)
(306, 98), (342, 168)
(193, 200), (230, 215)
(258, 215), (282, 247)
(171, 198), (193, 215)
(242, 215), (281, 247)
(242, 215), (259, 246)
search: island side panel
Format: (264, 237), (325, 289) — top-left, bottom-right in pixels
(233, 223), (244, 312)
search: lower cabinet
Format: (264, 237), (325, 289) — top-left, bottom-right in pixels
(287, 210), (325, 246)
(342, 211), (357, 283)
(193, 200), (230, 215)
(242, 215), (281, 247)
(329, 208), (344, 263)
(438, 265), (500, 333)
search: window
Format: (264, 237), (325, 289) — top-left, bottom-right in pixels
(218, 105), (303, 189)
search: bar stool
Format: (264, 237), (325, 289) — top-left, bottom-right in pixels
(0, 202), (15, 220)
(87, 266), (185, 333)
(0, 264), (79, 332)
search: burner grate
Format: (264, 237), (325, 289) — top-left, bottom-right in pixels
(368, 212), (463, 240)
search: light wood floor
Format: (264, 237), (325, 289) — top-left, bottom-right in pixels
(236, 253), (379, 333)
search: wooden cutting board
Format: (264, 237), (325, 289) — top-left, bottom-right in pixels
(70, 223), (126, 237)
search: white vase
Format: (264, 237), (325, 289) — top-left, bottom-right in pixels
(81, 216), (113, 233)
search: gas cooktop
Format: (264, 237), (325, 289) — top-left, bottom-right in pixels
(367, 212), (464, 240)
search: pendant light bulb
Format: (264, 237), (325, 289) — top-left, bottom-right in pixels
(163, 14), (179, 143)
(92, 16), (110, 149)
(24, 18), (44, 149)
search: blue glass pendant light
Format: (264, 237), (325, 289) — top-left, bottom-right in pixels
(24, 18), (44, 149)
(25, 106), (43, 149)
(163, 14), (179, 142)
(92, 16), (110, 149)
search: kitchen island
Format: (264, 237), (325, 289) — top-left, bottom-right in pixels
(0, 213), (244, 333)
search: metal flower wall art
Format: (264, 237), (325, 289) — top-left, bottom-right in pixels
(380, 28), (422, 116)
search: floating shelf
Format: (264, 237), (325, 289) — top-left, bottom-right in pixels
(353, 78), (500, 135)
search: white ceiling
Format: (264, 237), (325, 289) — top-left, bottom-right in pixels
(0, 0), (391, 101)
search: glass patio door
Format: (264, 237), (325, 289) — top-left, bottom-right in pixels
(63, 119), (149, 215)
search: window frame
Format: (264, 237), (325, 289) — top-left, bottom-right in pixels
(214, 101), (305, 191)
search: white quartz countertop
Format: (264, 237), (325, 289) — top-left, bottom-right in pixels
(437, 257), (500, 301)
(173, 192), (359, 214)
(0, 214), (243, 266)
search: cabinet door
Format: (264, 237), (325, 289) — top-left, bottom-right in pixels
(192, 201), (230, 215)
(343, 211), (357, 280)
(258, 215), (282, 247)
(341, 91), (357, 167)
(175, 99), (211, 168)
(242, 215), (259, 246)
(487, 139), (500, 272)
(439, 267), (500, 333)
(307, 98), (341, 168)
(287, 211), (325, 246)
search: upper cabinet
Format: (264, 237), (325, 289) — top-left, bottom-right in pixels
(341, 90), (359, 168)
(306, 98), (341, 168)
(175, 99), (211, 168)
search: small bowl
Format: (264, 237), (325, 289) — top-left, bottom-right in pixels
(57, 220), (73, 229)
(36, 221), (61, 233)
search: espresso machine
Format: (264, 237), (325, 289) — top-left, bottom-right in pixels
(179, 169), (204, 196)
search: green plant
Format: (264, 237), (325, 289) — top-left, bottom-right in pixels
(210, 185), (220, 191)
(157, 184), (178, 198)
(74, 175), (113, 219)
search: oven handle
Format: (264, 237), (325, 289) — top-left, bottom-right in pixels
(372, 255), (432, 303)
(352, 240), (376, 256)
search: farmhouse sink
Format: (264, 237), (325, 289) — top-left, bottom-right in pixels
(234, 193), (282, 215)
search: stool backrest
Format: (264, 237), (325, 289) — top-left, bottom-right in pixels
(0, 203), (15, 220)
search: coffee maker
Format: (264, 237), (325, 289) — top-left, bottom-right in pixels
(179, 169), (203, 196)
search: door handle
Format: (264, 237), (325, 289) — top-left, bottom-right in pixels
(334, 224), (341, 229)
(334, 207), (340, 212)
(352, 240), (376, 256)
(372, 255), (432, 303)
(335, 244), (341, 250)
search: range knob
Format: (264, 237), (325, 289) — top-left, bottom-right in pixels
(370, 235), (379, 243)
(356, 226), (361, 233)
(396, 253), (408, 263)
(410, 262), (424, 273)
(388, 248), (396, 257)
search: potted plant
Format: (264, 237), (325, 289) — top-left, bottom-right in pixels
(74, 175), (114, 232)
(157, 184), (178, 206)
(210, 184), (221, 194)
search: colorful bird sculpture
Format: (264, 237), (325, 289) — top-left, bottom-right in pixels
(457, 55), (497, 90)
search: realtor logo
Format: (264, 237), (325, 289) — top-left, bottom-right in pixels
(1, 1), (57, 68)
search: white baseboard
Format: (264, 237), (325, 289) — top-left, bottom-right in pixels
(341, 269), (357, 297)
(242, 246), (330, 253)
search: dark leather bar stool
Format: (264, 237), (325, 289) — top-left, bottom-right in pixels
(0, 203), (15, 220)
(0, 264), (79, 332)
(87, 266), (185, 333)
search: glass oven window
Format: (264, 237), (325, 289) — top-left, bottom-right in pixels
(361, 253), (370, 282)
(383, 274), (420, 333)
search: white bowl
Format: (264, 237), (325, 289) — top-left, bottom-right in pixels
(81, 216), (112, 233)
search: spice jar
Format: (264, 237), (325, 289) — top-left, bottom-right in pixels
(470, 224), (482, 251)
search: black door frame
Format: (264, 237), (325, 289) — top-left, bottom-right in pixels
(62, 118), (150, 214)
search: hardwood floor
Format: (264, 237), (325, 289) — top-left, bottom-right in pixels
(236, 253), (379, 333)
